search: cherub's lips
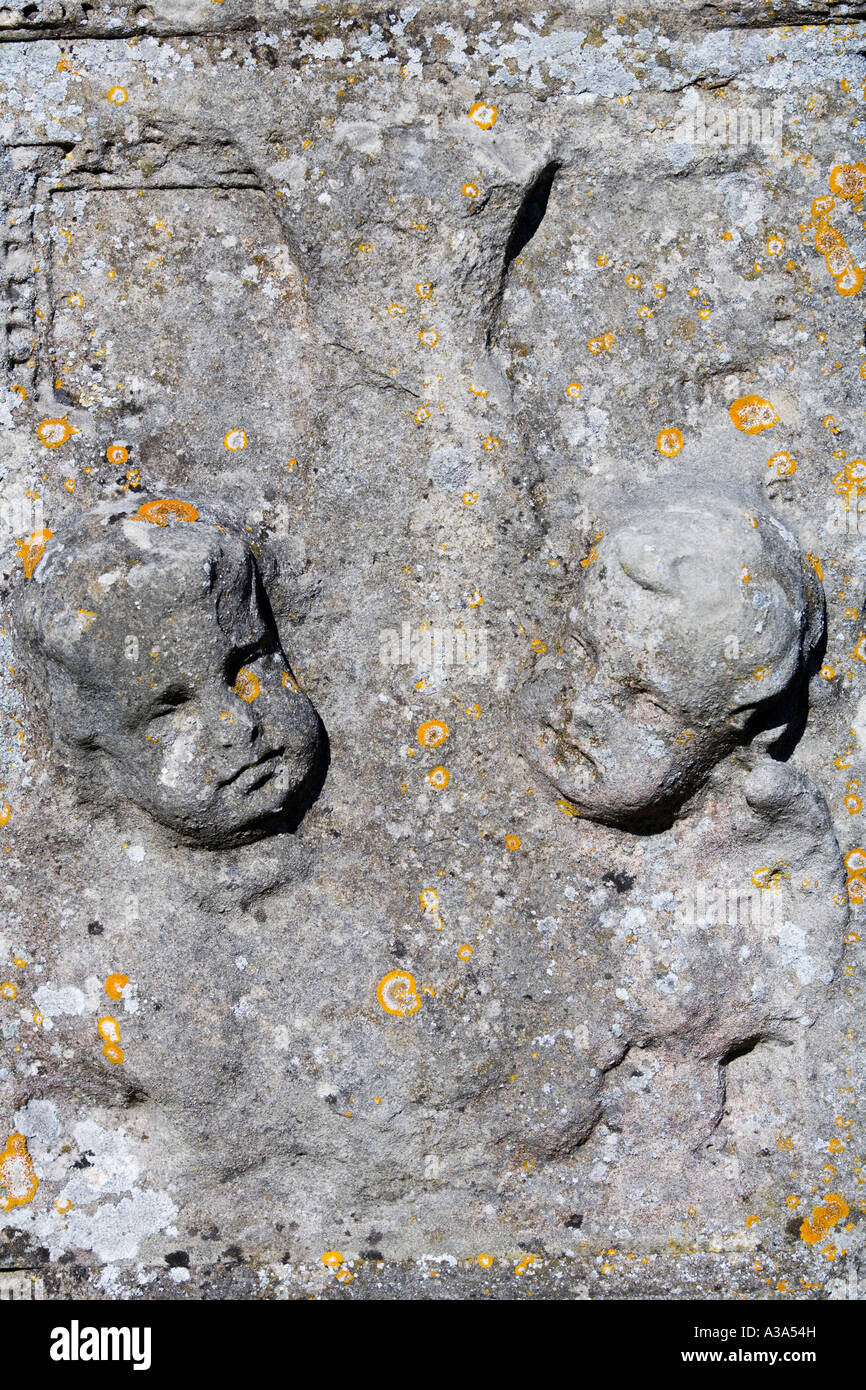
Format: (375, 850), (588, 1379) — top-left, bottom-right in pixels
(216, 749), (283, 793)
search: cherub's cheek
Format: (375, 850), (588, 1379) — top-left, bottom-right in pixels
(156, 728), (205, 790)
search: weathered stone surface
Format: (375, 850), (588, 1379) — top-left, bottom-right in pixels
(1, 2), (864, 1300)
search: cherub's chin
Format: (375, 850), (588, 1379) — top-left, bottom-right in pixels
(221, 781), (290, 819)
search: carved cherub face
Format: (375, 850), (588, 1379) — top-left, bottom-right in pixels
(15, 500), (323, 847)
(520, 489), (823, 829)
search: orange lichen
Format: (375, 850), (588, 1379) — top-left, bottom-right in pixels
(833, 459), (866, 506)
(828, 162), (866, 201)
(106, 443), (129, 465)
(97, 1016), (121, 1045)
(16, 529), (54, 579)
(835, 264), (864, 296)
(566, 382), (582, 399)
(806, 552), (824, 580)
(477, 1253), (494, 1268)
(1, 983), (18, 1000)
(321, 1250), (344, 1267)
(417, 719), (448, 748)
(768, 450), (797, 477)
(467, 101), (497, 129)
(751, 863), (788, 891)
(377, 970), (422, 1016)
(588, 333), (614, 353)
(0, 1133), (38, 1211)
(133, 499), (198, 526)
(223, 429), (247, 451)
(233, 668), (260, 702)
(812, 195), (835, 218)
(728, 395), (778, 434)
(505, 834), (521, 850)
(580, 531), (603, 569)
(37, 418), (74, 448)
(418, 329), (439, 347)
(102, 1043), (124, 1064)
(826, 245), (853, 277)
(105, 973), (129, 1000)
(462, 182), (479, 198)
(766, 234), (785, 256)
(815, 224), (844, 255)
(457, 944), (474, 960)
(463, 491), (478, 505)
(106, 86), (128, 105)
(800, 1193), (849, 1245)
(844, 848), (866, 875)
(656, 427), (684, 457)
(427, 767), (450, 790)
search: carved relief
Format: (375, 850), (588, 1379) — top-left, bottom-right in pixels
(514, 484), (846, 1212)
(12, 498), (324, 847)
(519, 485), (825, 831)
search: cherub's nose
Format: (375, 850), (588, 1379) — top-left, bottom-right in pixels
(216, 703), (261, 749)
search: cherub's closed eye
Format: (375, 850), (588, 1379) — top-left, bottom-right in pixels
(149, 685), (194, 720)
